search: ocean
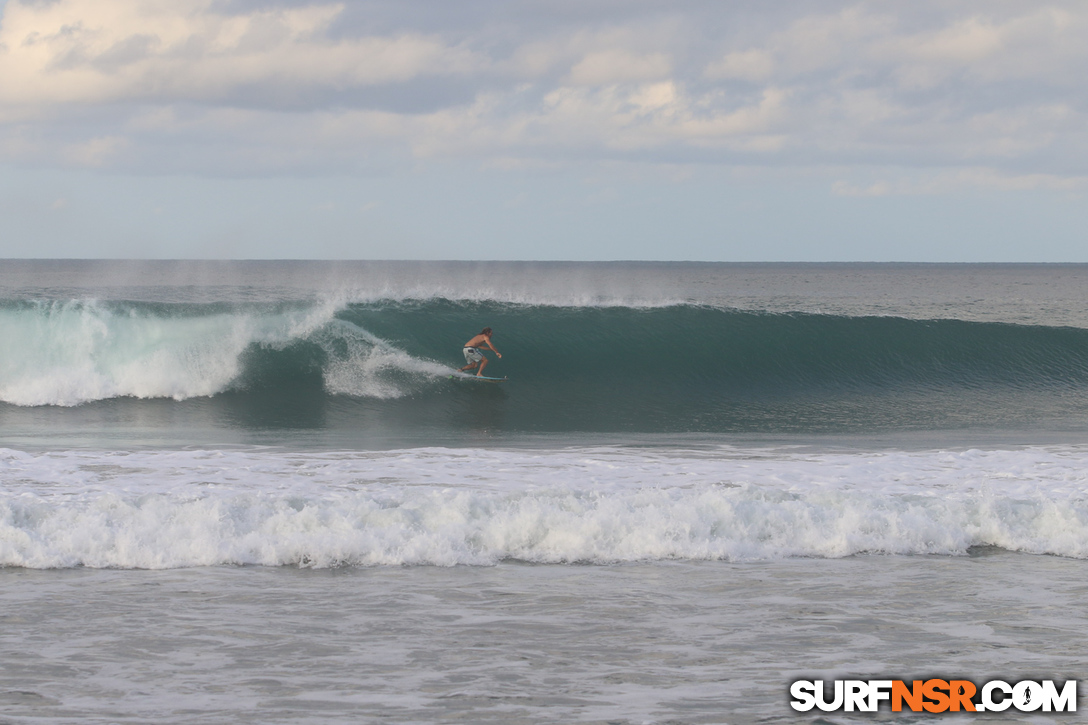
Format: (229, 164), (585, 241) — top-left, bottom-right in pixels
(1, 260), (1086, 723)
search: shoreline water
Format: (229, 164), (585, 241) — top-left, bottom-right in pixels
(3, 554), (1085, 724)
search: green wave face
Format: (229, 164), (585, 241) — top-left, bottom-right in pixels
(327, 300), (1088, 433)
(5, 299), (1088, 434)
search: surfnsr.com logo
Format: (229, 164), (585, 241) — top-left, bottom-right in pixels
(790, 679), (1077, 713)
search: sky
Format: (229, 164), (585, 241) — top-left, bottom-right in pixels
(0, 0), (1085, 261)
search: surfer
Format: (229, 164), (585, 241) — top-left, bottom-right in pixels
(461, 327), (502, 376)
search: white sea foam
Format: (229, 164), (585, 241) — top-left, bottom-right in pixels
(0, 301), (449, 406)
(316, 320), (454, 399)
(2, 445), (1087, 569)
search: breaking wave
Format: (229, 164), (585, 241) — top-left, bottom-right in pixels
(3, 298), (1088, 432)
(3, 445), (1087, 569)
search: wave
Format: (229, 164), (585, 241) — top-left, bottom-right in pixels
(0, 299), (451, 407)
(3, 445), (1088, 569)
(3, 299), (1088, 432)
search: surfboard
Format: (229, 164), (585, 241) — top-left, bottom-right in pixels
(449, 374), (507, 382)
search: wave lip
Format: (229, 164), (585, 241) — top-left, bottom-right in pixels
(0, 300), (335, 406)
(0, 299), (454, 407)
(3, 446), (1088, 569)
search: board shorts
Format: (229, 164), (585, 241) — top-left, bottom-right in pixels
(463, 347), (484, 364)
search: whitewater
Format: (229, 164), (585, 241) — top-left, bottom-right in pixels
(0, 298), (457, 406)
(3, 445), (1088, 569)
(2, 261), (1087, 723)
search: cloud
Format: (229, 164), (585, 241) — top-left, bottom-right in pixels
(0, 0), (479, 107)
(568, 49), (671, 85)
(877, 9), (1086, 89)
(832, 168), (1088, 196)
(704, 50), (774, 83)
(62, 134), (128, 166)
(0, 0), (1086, 183)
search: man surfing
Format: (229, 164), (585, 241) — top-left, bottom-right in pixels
(461, 327), (502, 376)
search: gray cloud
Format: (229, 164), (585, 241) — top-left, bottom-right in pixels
(0, 0), (1085, 189)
